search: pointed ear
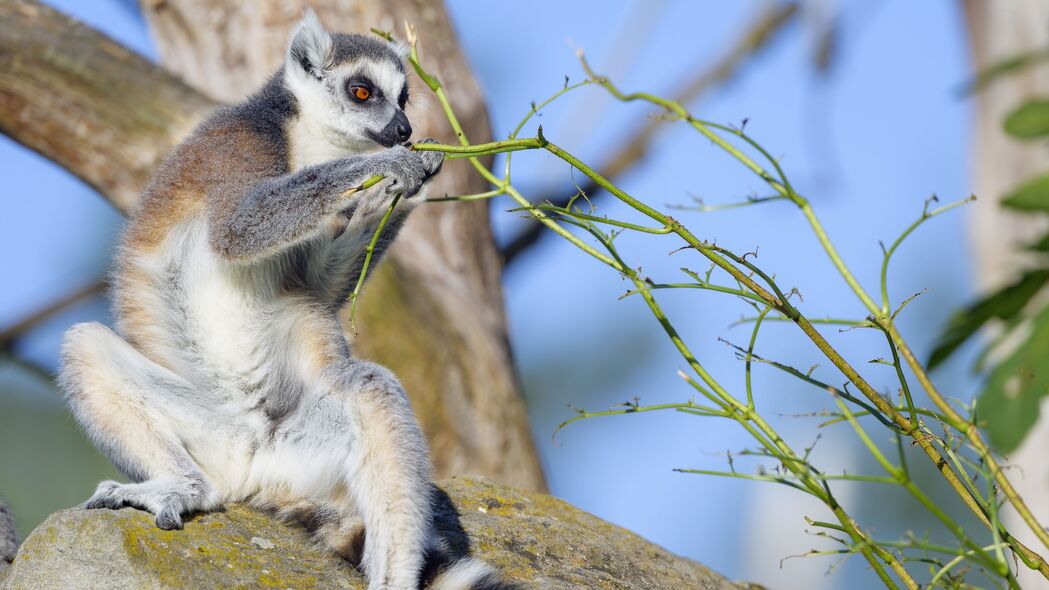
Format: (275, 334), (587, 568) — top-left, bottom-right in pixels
(287, 9), (333, 79)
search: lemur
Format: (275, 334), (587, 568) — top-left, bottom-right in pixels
(58, 11), (502, 590)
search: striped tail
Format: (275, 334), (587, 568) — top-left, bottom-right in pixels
(423, 550), (514, 590)
(274, 493), (517, 589)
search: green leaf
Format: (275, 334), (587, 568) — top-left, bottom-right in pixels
(960, 48), (1049, 95)
(1002, 174), (1049, 212)
(977, 358), (1043, 452)
(977, 307), (1049, 452)
(1004, 100), (1049, 139)
(928, 269), (1049, 369)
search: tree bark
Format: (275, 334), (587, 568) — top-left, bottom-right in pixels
(0, 0), (545, 491)
(964, 0), (1049, 291)
(0, 0), (214, 211)
(963, 2), (1049, 587)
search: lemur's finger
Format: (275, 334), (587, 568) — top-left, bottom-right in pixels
(155, 506), (183, 531)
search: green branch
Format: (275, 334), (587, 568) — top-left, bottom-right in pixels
(370, 26), (1049, 588)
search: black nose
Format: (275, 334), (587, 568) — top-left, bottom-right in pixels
(396, 121), (412, 142)
(373, 110), (413, 147)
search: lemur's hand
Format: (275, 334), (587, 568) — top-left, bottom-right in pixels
(375, 143), (441, 198)
(412, 138), (445, 181)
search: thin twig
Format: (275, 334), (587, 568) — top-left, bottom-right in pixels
(499, 2), (799, 265)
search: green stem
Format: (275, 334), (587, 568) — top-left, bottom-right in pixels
(575, 58), (1049, 578)
(555, 401), (728, 439)
(347, 193), (401, 332)
(877, 325), (919, 427)
(621, 282), (767, 304)
(513, 203), (676, 234)
(887, 322), (1049, 570)
(879, 196), (976, 315)
(744, 307), (771, 409)
(425, 188), (505, 202)
(834, 396), (1004, 575)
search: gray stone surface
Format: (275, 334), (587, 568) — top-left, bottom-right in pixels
(3, 477), (748, 589)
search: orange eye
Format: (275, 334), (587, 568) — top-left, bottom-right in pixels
(352, 86), (371, 101)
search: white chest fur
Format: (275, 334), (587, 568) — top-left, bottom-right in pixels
(287, 114), (355, 171)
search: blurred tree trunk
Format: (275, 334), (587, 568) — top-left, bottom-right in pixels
(0, 0), (545, 491)
(137, 0), (545, 492)
(963, 2), (1049, 587)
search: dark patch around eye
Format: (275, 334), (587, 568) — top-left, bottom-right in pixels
(398, 85), (409, 109)
(345, 76), (379, 102)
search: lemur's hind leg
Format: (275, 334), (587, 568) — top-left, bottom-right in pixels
(59, 322), (221, 529)
(336, 361), (435, 590)
(264, 360), (433, 590)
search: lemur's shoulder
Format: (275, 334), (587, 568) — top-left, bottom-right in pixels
(125, 75), (297, 251)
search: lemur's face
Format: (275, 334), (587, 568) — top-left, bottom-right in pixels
(285, 12), (412, 152)
(332, 61), (410, 148)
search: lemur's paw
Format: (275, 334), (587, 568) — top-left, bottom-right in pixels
(154, 505), (184, 530)
(413, 138), (444, 179)
(81, 477), (218, 530)
(379, 145), (430, 197)
(83, 480), (125, 509)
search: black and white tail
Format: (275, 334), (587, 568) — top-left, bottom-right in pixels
(276, 498), (517, 590)
(422, 540), (516, 590)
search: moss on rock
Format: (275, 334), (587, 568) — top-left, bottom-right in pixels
(2, 477), (747, 589)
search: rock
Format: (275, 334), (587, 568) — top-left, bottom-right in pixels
(2, 477), (746, 589)
(249, 536), (275, 550)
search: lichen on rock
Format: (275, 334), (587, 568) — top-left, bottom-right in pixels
(2, 477), (747, 589)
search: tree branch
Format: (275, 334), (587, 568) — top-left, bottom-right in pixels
(0, 0), (215, 212)
(500, 2), (799, 266)
(0, 280), (107, 352)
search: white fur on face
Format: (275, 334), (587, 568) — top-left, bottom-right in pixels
(285, 59), (407, 170)
(283, 11), (409, 169)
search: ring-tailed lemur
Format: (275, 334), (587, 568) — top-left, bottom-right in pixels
(58, 11), (503, 590)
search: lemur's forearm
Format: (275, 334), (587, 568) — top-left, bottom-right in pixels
(208, 156), (381, 261)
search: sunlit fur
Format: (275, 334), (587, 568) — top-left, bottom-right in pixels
(57, 11), (497, 590)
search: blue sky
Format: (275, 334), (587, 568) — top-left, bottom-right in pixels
(0, 2), (975, 588)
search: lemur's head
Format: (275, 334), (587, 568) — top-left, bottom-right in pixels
(284, 10), (411, 151)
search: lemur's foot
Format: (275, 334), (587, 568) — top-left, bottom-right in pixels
(83, 477), (218, 530)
